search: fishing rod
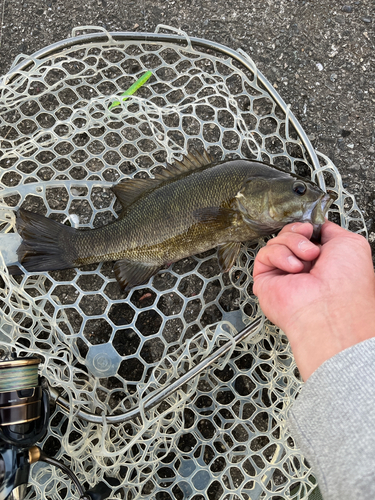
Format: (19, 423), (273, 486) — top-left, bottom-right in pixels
(0, 318), (261, 500)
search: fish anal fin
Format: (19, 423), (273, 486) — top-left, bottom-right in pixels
(217, 242), (241, 272)
(113, 259), (161, 291)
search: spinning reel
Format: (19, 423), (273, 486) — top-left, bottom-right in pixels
(0, 355), (112, 500)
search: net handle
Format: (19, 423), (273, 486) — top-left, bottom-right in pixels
(52, 317), (263, 424)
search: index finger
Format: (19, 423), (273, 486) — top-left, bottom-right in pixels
(253, 243), (305, 277)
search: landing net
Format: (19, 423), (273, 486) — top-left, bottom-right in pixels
(0, 26), (366, 500)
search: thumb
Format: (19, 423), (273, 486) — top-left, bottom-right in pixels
(320, 220), (349, 244)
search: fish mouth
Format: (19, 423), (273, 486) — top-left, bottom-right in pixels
(310, 191), (337, 240)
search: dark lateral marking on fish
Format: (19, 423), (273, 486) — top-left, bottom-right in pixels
(8, 150), (335, 291)
(192, 207), (240, 227)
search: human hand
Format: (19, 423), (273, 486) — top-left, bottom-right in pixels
(253, 221), (375, 380)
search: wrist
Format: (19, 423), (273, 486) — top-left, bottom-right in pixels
(285, 306), (375, 380)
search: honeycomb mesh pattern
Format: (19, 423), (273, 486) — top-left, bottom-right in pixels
(0, 26), (366, 500)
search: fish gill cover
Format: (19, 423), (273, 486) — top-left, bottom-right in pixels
(0, 25), (366, 500)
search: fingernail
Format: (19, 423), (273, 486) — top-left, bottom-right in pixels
(288, 255), (301, 267)
(298, 239), (315, 252)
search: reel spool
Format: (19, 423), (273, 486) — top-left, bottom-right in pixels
(0, 355), (48, 500)
(0, 357), (43, 429)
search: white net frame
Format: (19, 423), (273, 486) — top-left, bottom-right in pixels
(0, 25), (366, 500)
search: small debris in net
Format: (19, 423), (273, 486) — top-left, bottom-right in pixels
(109, 70), (152, 109)
(139, 293), (152, 301)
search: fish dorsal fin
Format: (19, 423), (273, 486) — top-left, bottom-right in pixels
(112, 178), (157, 209)
(173, 149), (213, 173)
(112, 150), (213, 209)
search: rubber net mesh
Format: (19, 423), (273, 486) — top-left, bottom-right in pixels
(0, 26), (366, 500)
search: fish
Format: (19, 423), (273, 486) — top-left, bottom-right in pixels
(8, 150), (336, 291)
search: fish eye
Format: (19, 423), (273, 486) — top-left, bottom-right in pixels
(293, 181), (307, 196)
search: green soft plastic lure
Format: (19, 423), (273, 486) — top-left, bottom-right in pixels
(109, 70), (152, 109)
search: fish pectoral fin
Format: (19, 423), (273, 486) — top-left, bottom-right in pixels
(113, 259), (161, 291)
(217, 242), (241, 272)
(192, 207), (239, 228)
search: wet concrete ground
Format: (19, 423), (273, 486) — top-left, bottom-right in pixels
(0, 0), (374, 254)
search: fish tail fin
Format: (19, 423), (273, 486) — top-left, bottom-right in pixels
(9, 209), (77, 275)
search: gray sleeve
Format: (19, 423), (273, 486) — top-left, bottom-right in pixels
(288, 337), (375, 500)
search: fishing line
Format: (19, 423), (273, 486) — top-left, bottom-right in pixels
(0, 358), (40, 393)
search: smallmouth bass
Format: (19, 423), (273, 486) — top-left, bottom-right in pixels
(10, 150), (336, 290)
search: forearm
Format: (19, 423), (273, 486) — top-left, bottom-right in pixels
(288, 337), (375, 500)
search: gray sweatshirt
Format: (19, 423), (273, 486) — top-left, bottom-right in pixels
(288, 337), (375, 500)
